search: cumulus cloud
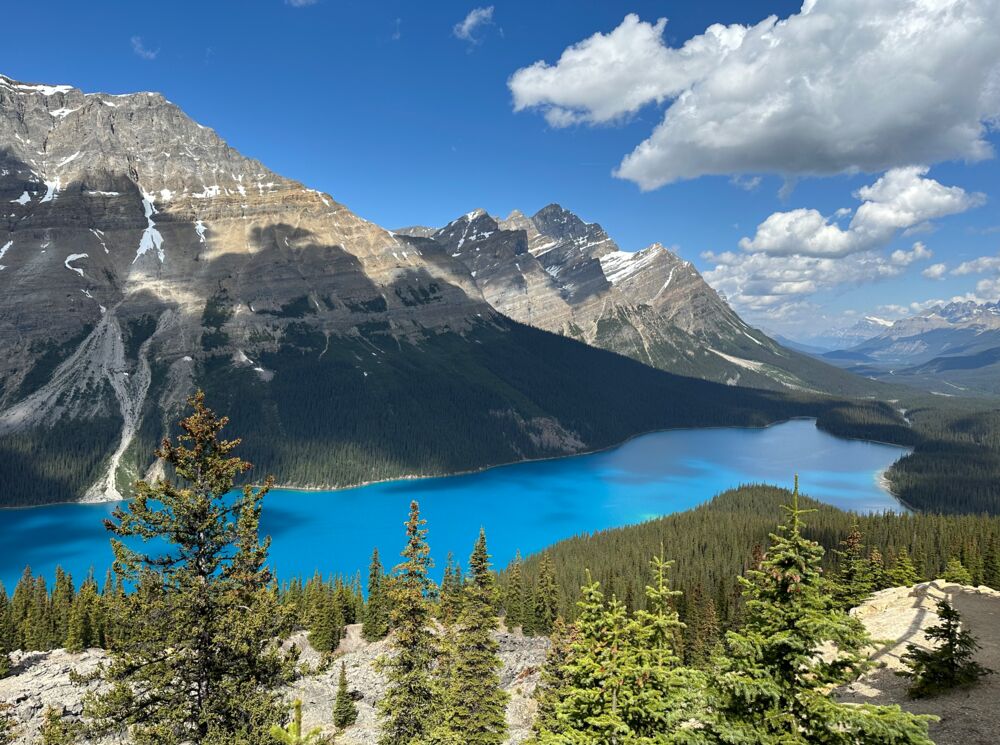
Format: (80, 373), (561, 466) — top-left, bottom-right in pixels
(130, 36), (159, 61)
(508, 0), (1000, 189)
(701, 168), (985, 319)
(739, 167), (982, 258)
(922, 263), (948, 280)
(453, 6), (494, 44)
(953, 253), (1000, 275)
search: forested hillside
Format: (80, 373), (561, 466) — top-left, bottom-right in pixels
(506, 485), (1000, 644)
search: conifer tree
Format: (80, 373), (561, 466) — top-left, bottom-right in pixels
(530, 617), (573, 737)
(834, 520), (875, 609)
(377, 501), (436, 745)
(426, 529), (508, 745)
(439, 552), (464, 624)
(85, 392), (292, 745)
(39, 706), (83, 745)
(941, 557), (973, 584)
(66, 575), (99, 653)
(333, 662), (358, 732)
(269, 699), (324, 744)
(984, 535), (1000, 591)
(887, 546), (921, 587)
(712, 477), (935, 744)
(531, 555), (559, 636)
(363, 548), (390, 642)
(901, 599), (993, 697)
(504, 551), (526, 632)
(309, 586), (344, 655)
(870, 548), (888, 591)
(0, 586), (10, 679)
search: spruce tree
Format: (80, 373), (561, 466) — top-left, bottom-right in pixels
(85, 392), (292, 745)
(0, 586), (10, 679)
(333, 662), (358, 731)
(363, 548), (389, 641)
(309, 586), (344, 655)
(834, 520), (875, 609)
(427, 529), (508, 745)
(941, 557), (973, 584)
(504, 551), (526, 632)
(269, 699), (324, 744)
(712, 477), (935, 744)
(66, 575), (99, 653)
(887, 546), (921, 587)
(439, 552), (464, 624)
(531, 617), (573, 737)
(870, 548), (888, 591)
(376, 501), (436, 745)
(984, 535), (1000, 590)
(901, 599), (993, 697)
(531, 555), (559, 636)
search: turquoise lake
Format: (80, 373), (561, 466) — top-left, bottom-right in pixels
(0, 419), (909, 590)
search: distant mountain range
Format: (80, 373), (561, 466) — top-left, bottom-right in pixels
(815, 301), (1000, 396)
(0, 73), (888, 505)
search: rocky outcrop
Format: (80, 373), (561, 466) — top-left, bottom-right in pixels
(839, 581), (1000, 745)
(0, 624), (549, 744)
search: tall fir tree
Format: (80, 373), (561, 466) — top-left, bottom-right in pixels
(427, 529), (508, 745)
(887, 546), (921, 587)
(439, 552), (464, 625)
(363, 548), (390, 642)
(0, 586), (10, 679)
(84, 392), (292, 745)
(531, 555), (560, 636)
(712, 477), (935, 744)
(333, 662), (358, 732)
(504, 551), (526, 632)
(834, 520), (875, 609)
(377, 501), (436, 745)
(984, 535), (1000, 591)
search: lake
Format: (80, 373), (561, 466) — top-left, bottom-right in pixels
(0, 419), (909, 591)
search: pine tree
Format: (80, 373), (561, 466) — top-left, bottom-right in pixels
(269, 699), (324, 744)
(530, 617), (573, 737)
(39, 706), (82, 745)
(941, 557), (973, 584)
(870, 548), (888, 591)
(504, 551), (526, 632)
(376, 501), (436, 745)
(332, 662), (358, 732)
(363, 548), (389, 642)
(712, 477), (935, 744)
(834, 520), (875, 609)
(0, 586), (11, 679)
(984, 535), (1000, 591)
(439, 552), (464, 624)
(50, 568), (74, 647)
(887, 546), (921, 587)
(84, 392), (292, 745)
(901, 599), (993, 697)
(309, 586), (344, 655)
(66, 576), (99, 653)
(531, 555), (559, 636)
(426, 529), (508, 745)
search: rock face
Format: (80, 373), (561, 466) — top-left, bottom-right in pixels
(0, 624), (549, 744)
(399, 205), (874, 395)
(839, 581), (1000, 745)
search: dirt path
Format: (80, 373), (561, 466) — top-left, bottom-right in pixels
(839, 581), (1000, 745)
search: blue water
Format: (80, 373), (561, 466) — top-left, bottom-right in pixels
(0, 420), (909, 590)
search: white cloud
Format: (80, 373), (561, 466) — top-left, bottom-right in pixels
(285, 0), (318, 6)
(739, 167), (982, 258)
(922, 263), (948, 280)
(392, 17), (402, 41)
(453, 6), (494, 44)
(953, 253), (1000, 275)
(509, 0), (1000, 189)
(130, 36), (159, 61)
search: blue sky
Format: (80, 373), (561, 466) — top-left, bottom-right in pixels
(2, 0), (999, 338)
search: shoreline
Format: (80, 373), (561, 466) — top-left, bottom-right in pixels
(0, 416), (912, 511)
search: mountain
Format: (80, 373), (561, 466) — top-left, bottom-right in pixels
(397, 206), (879, 395)
(0, 73), (863, 506)
(820, 301), (1000, 395)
